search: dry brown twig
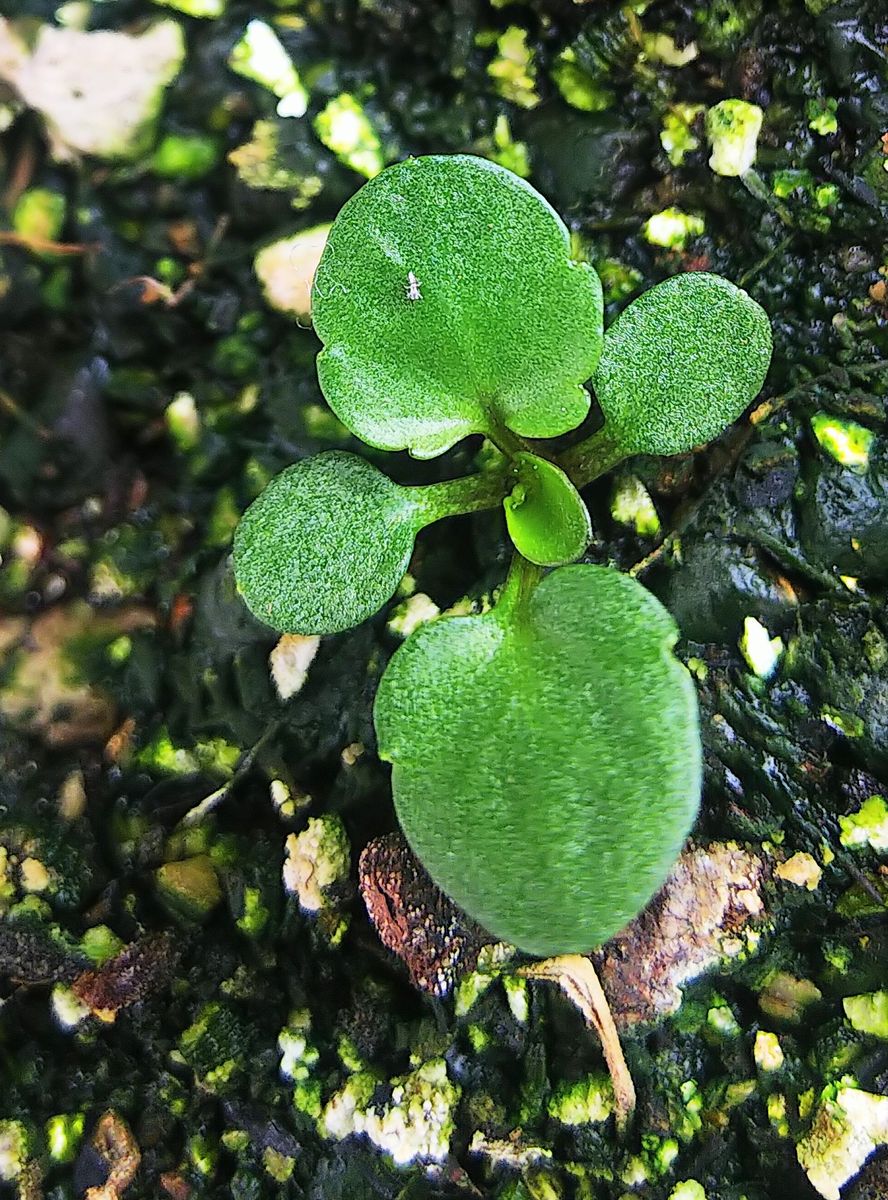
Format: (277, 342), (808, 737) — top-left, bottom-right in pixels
(519, 954), (636, 1131)
(110, 214), (230, 308)
(0, 231), (98, 255)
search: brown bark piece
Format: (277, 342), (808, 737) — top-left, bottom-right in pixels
(72, 934), (179, 1020)
(596, 843), (767, 1028)
(359, 833), (492, 998)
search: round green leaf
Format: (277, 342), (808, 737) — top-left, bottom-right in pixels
(313, 155), (604, 459)
(504, 453), (592, 566)
(233, 452), (422, 635)
(593, 272), (772, 456)
(375, 564), (701, 956)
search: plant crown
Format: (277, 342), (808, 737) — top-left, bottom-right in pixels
(234, 154), (772, 956)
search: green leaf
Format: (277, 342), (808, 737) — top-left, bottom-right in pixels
(233, 452), (421, 634)
(233, 452), (510, 635)
(593, 272), (772, 456)
(312, 155), (604, 459)
(375, 563), (700, 955)
(504, 453), (592, 566)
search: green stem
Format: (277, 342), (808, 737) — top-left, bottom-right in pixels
(177, 720), (283, 829)
(416, 465), (514, 523)
(484, 411), (541, 461)
(852, 359), (888, 377)
(738, 232), (795, 289)
(557, 427), (626, 489)
(740, 168), (793, 227)
(495, 551), (545, 621)
(0, 387), (52, 441)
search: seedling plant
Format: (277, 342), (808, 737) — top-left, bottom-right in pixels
(235, 155), (772, 968)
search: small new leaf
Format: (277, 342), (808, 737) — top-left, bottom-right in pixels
(593, 272), (772, 457)
(233, 452), (422, 635)
(312, 155), (603, 459)
(504, 453), (592, 566)
(375, 564), (701, 956)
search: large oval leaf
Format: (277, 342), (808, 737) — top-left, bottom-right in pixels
(313, 155), (604, 459)
(375, 564), (701, 956)
(593, 272), (772, 457)
(233, 452), (423, 634)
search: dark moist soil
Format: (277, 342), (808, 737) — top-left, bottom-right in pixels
(1, 1), (888, 1198)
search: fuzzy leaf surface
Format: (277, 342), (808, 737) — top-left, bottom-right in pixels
(233, 452), (421, 635)
(594, 272), (772, 456)
(312, 155), (604, 459)
(375, 564), (701, 956)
